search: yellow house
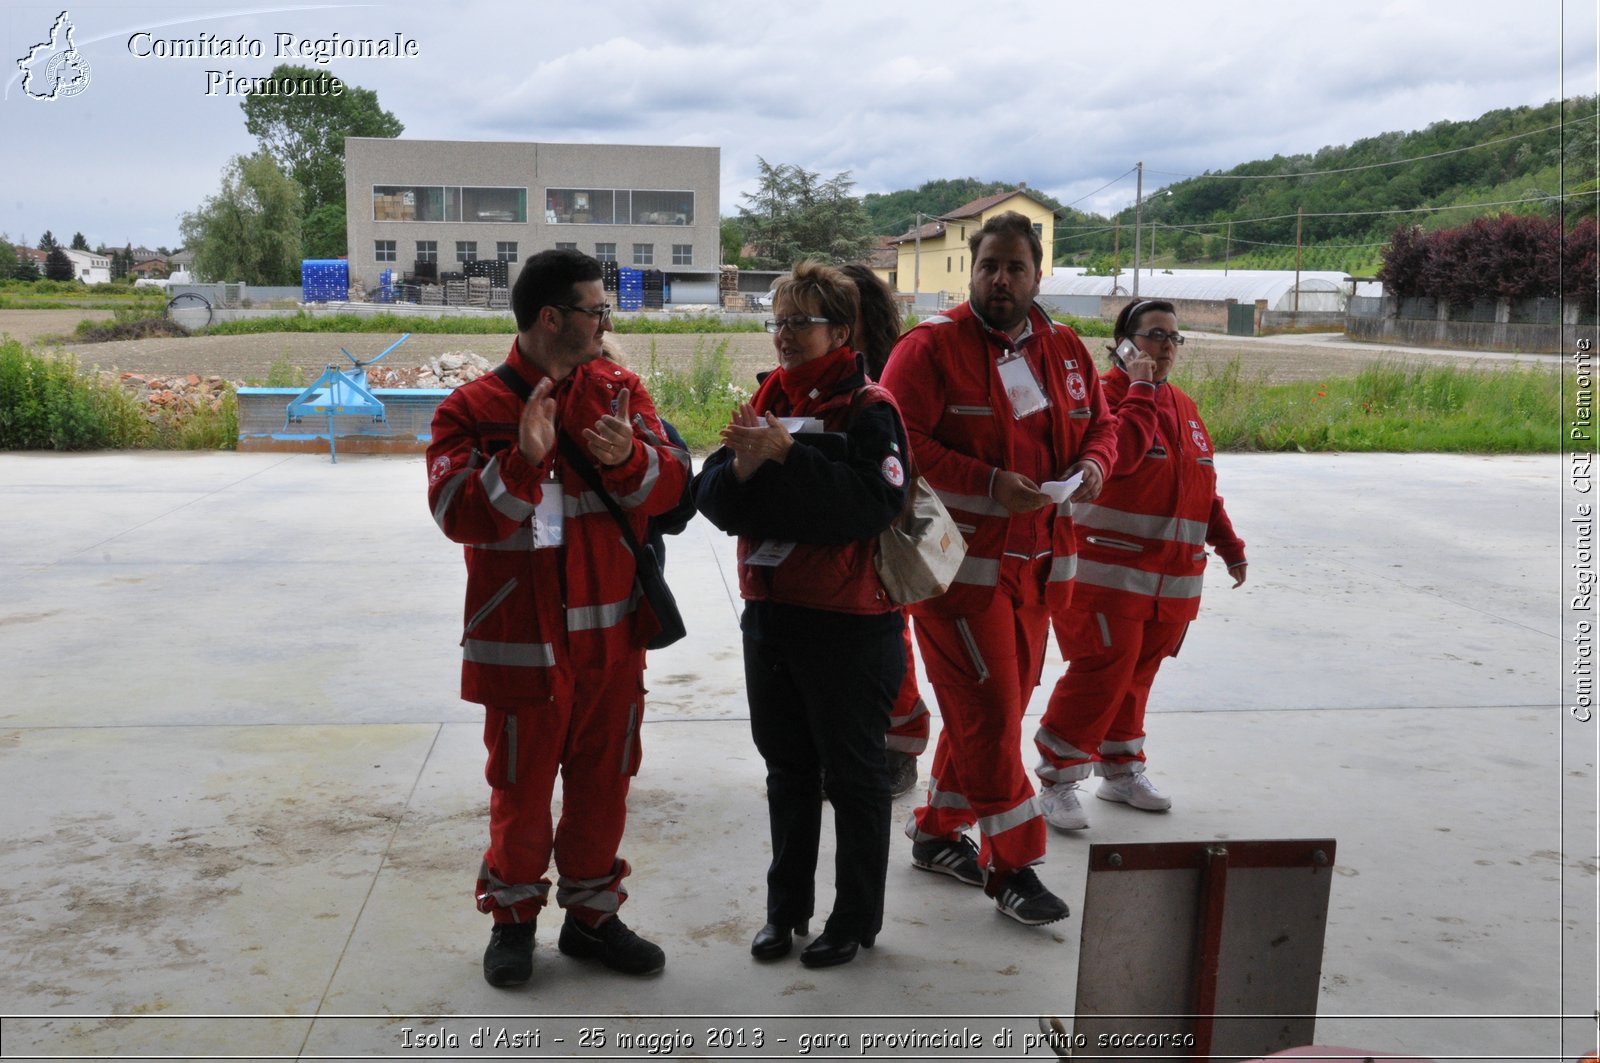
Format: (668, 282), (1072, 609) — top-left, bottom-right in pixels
(889, 188), (1057, 300)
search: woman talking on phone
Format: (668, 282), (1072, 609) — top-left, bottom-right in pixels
(1033, 299), (1248, 831)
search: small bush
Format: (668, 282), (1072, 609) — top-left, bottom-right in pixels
(0, 340), (147, 449)
(637, 339), (751, 451)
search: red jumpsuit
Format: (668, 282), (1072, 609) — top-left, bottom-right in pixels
(426, 340), (690, 926)
(1035, 367), (1245, 782)
(880, 302), (1116, 876)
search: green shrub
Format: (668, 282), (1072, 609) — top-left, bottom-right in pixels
(637, 339), (751, 451)
(0, 340), (147, 449)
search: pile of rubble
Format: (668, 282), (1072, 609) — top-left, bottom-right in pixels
(101, 372), (241, 421)
(365, 351), (495, 390)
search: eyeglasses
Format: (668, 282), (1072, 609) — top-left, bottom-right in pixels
(764, 316), (833, 334)
(556, 303), (613, 321)
(1130, 329), (1185, 346)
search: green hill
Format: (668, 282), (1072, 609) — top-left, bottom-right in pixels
(865, 96), (1596, 275)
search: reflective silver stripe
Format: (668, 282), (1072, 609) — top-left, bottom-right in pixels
(924, 314), (954, 326)
(481, 455), (538, 523)
(977, 795), (1042, 837)
(1037, 761), (1094, 784)
(615, 445), (661, 509)
(1095, 611), (1112, 647)
(1076, 560), (1205, 601)
(567, 586), (641, 632)
(954, 617), (990, 683)
(620, 701), (638, 774)
(565, 491), (610, 517)
(933, 487), (1007, 517)
(1067, 407), (1090, 419)
(951, 555), (1001, 588)
(1076, 559), (1162, 597)
(924, 773), (972, 811)
(462, 638), (556, 667)
(476, 859), (550, 910)
(1160, 573), (1205, 599)
(1099, 737), (1146, 757)
(464, 578), (518, 635)
(556, 870), (626, 914)
(1048, 554), (1076, 583)
(432, 468), (475, 529)
(1085, 534), (1144, 553)
(470, 527), (536, 551)
(1034, 725), (1093, 762)
(945, 405), (994, 416)
(886, 733), (928, 755)
(1196, 456), (1214, 466)
(1076, 503), (1207, 546)
(888, 695), (929, 729)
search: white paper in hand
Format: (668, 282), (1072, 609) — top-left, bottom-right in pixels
(1039, 471), (1084, 504)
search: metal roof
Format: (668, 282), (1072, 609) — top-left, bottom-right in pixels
(1040, 268), (1357, 304)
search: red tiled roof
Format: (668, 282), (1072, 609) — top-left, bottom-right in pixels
(941, 187), (1057, 220)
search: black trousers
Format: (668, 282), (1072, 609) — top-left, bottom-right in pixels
(744, 614), (905, 940)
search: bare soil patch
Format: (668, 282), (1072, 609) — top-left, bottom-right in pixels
(2, 309), (1535, 386)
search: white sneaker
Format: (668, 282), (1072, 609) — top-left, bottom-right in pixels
(1038, 781), (1090, 830)
(1097, 772), (1172, 811)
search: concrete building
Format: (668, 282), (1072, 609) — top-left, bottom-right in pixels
(344, 138), (722, 304)
(60, 248), (110, 284)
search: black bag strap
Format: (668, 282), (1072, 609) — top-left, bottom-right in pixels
(493, 361), (652, 564)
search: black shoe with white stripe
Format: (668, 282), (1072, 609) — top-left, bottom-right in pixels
(910, 833), (984, 886)
(989, 867), (1071, 926)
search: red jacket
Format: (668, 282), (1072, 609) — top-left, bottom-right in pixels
(879, 301), (1118, 617)
(1071, 366), (1245, 622)
(426, 341), (691, 705)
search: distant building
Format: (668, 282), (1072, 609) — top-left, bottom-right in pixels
(344, 137), (722, 304)
(61, 248), (111, 284)
(888, 187), (1058, 300)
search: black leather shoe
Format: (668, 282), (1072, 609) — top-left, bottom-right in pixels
(799, 929), (871, 969)
(482, 920), (535, 987)
(750, 920), (808, 961)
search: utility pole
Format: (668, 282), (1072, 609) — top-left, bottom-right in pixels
(1132, 161), (1143, 298)
(1294, 206), (1303, 313)
(1225, 220), (1232, 276)
(1113, 219), (1121, 286)
(913, 211), (923, 299)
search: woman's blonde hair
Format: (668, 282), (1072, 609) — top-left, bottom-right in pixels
(770, 259), (859, 330)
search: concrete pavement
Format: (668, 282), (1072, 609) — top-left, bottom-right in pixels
(0, 451), (1592, 1061)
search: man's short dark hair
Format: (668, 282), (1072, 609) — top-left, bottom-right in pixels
(968, 210), (1044, 270)
(512, 249), (604, 331)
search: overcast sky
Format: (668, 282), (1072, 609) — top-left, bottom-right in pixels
(1, 0), (1594, 252)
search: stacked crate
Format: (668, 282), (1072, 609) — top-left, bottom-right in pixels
(617, 267), (644, 312)
(719, 266), (740, 309)
(413, 260), (438, 284)
(419, 285), (444, 306)
(377, 269), (395, 304)
(446, 279), (468, 306)
(642, 269), (666, 310)
(488, 287), (510, 310)
(465, 259), (508, 289)
(467, 276), (492, 308)
(301, 259), (349, 303)
(602, 261), (621, 295)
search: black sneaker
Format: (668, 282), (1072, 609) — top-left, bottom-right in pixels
(989, 867), (1071, 926)
(482, 920), (535, 987)
(910, 833), (984, 886)
(557, 914), (666, 975)
(887, 752), (919, 798)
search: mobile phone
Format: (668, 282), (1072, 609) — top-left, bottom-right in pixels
(1112, 338), (1138, 369)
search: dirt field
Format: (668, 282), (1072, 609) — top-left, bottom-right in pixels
(0, 308), (1545, 386)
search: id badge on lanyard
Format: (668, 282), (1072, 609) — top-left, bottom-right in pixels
(996, 348), (1050, 420)
(533, 472), (564, 548)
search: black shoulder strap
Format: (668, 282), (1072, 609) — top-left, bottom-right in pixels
(493, 361), (531, 400)
(557, 433), (649, 562)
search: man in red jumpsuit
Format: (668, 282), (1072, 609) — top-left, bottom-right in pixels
(426, 249), (690, 986)
(880, 211), (1118, 926)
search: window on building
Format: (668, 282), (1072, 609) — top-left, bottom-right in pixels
(415, 240), (437, 263)
(372, 185), (526, 223)
(946, 256), (951, 272)
(496, 241), (519, 263)
(545, 188), (694, 225)
(1033, 222), (1043, 239)
(632, 244), (653, 266)
(555, 242), (578, 252)
(594, 243), (617, 262)
(672, 244), (693, 266)
(375, 240), (396, 262)
(456, 241), (477, 262)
